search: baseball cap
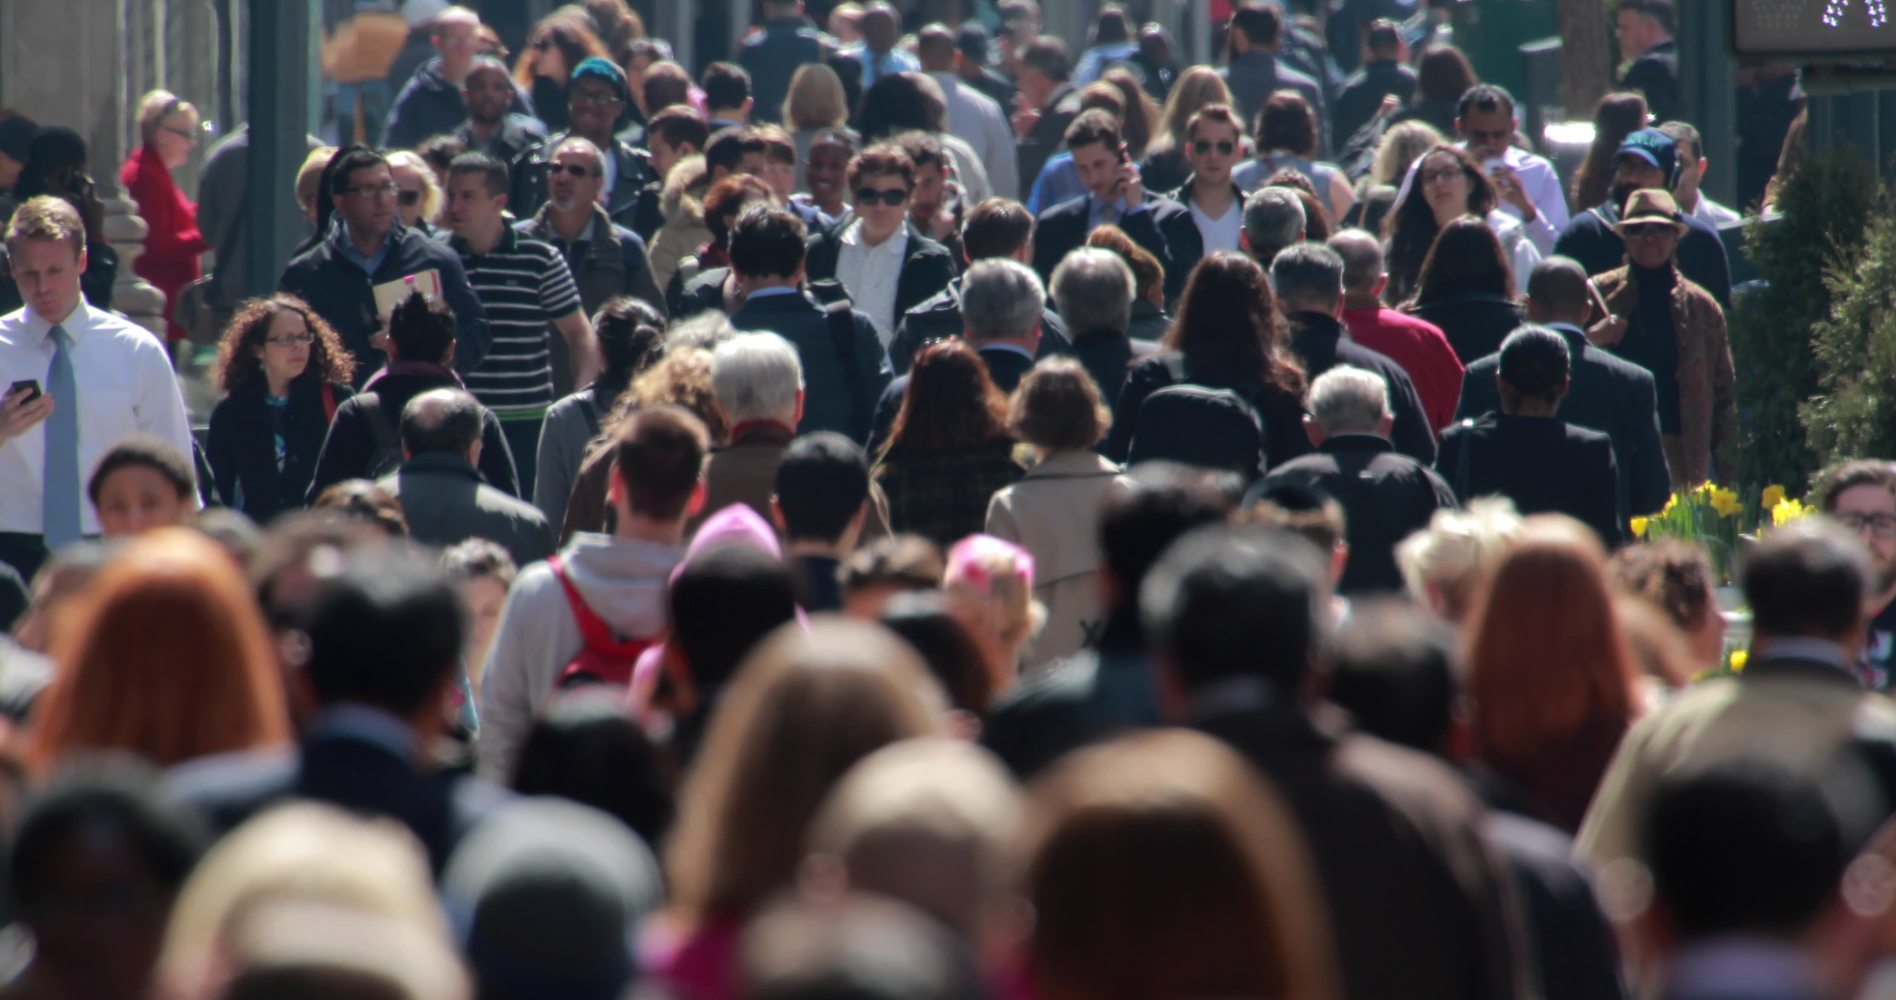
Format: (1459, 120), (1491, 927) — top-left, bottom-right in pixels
(570, 56), (627, 93)
(1615, 127), (1677, 181)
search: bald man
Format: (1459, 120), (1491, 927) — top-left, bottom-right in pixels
(1331, 230), (1464, 432)
(919, 23), (1018, 200)
(382, 388), (554, 566)
(1454, 257), (1671, 521)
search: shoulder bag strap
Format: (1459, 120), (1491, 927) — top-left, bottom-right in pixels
(320, 382), (338, 425)
(1454, 418), (1476, 500)
(362, 392), (399, 462)
(549, 555), (617, 648)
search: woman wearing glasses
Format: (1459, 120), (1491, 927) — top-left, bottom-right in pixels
(121, 89), (209, 346)
(205, 295), (359, 521)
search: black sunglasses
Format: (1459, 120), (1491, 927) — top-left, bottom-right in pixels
(551, 164), (595, 178)
(397, 189), (422, 207)
(855, 187), (908, 206)
(1191, 140), (1236, 155)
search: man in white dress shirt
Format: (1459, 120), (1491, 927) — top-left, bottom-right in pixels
(832, 152), (915, 345)
(0, 197), (192, 581)
(1658, 121), (1742, 229)
(918, 23), (1020, 201)
(1396, 84), (1569, 256)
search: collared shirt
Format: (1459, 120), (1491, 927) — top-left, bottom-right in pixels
(743, 285), (800, 301)
(834, 219), (907, 346)
(1690, 195), (1741, 228)
(338, 221), (398, 276)
(1753, 637), (1855, 676)
(981, 342), (1035, 363)
(842, 43), (918, 90)
(451, 226), (583, 416)
(1087, 194), (1148, 232)
(0, 302), (194, 535)
(308, 704), (421, 762)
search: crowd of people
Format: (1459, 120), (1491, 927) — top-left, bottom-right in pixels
(0, 0), (1876, 997)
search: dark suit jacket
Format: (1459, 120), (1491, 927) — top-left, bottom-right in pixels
(1457, 323), (1671, 518)
(868, 344), (1035, 458)
(1403, 294), (1527, 367)
(888, 276), (1071, 374)
(1103, 352), (1313, 470)
(804, 222), (958, 327)
(1197, 702), (1529, 1000)
(1438, 414), (1623, 546)
(307, 367), (520, 501)
(454, 115), (550, 171)
(1253, 434), (1457, 594)
(1071, 328), (1160, 414)
(1287, 313), (1438, 465)
(1017, 83), (1081, 197)
(167, 724), (512, 875)
(378, 452), (555, 567)
(1031, 193), (1197, 306)
(728, 289), (890, 443)
(1620, 39), (1680, 125)
(1332, 59), (1417, 150)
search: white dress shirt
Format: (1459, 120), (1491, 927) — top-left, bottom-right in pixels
(1397, 143), (1571, 254)
(1690, 196), (1741, 228)
(931, 71), (1019, 201)
(834, 220), (908, 347)
(1489, 210), (1544, 293)
(0, 302), (193, 535)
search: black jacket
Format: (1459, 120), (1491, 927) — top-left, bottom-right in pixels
(803, 222), (958, 327)
(1403, 294), (1527, 368)
(888, 275), (1072, 374)
(517, 205), (665, 318)
(307, 365), (520, 502)
(1457, 323), (1671, 519)
(511, 130), (655, 229)
(207, 377), (355, 524)
(867, 344), (1035, 458)
(1437, 414), (1623, 546)
(168, 725), (512, 876)
(1016, 83), (1082, 198)
(1032, 193), (1199, 306)
(1104, 352), (1312, 470)
(1553, 203), (1732, 308)
(1071, 328), (1160, 414)
(378, 452), (555, 567)
(1332, 59), (1417, 151)
(1287, 312), (1438, 465)
(1619, 39), (1679, 125)
(455, 114), (550, 170)
(728, 289), (891, 443)
(1253, 434), (1457, 594)
(277, 221), (492, 384)
(382, 57), (535, 151)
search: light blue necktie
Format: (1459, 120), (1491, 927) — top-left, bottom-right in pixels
(42, 324), (80, 549)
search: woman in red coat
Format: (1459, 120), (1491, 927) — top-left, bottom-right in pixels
(120, 89), (209, 345)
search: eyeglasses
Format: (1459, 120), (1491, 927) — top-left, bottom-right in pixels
(570, 90), (623, 107)
(1837, 512), (1896, 539)
(160, 126), (198, 143)
(1420, 168), (1465, 185)
(855, 187), (909, 206)
(346, 183), (400, 199)
(397, 189), (423, 207)
(551, 163), (596, 178)
(533, 38), (552, 51)
(265, 333), (315, 347)
(1191, 139), (1236, 155)
(1621, 223), (1675, 240)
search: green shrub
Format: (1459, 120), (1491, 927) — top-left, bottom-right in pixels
(1730, 151), (1879, 494)
(1803, 180), (1896, 467)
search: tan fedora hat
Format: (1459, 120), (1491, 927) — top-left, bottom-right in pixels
(1612, 188), (1690, 238)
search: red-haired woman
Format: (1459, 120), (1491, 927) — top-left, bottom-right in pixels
(205, 295), (358, 522)
(872, 339), (1023, 548)
(30, 529), (291, 773)
(1462, 515), (1640, 832)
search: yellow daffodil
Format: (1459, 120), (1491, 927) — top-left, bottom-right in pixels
(1728, 649), (1748, 673)
(1771, 497), (1810, 527)
(1631, 516), (1650, 539)
(1710, 487), (1742, 518)
(1662, 493), (1680, 515)
(1761, 484), (1787, 511)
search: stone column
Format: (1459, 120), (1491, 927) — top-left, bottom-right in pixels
(0, 0), (168, 341)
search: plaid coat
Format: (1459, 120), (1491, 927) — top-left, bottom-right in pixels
(873, 439), (1024, 549)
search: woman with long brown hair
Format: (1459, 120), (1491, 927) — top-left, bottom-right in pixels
(653, 619), (942, 1000)
(30, 529), (292, 773)
(1020, 729), (1338, 1000)
(1142, 66), (1238, 194)
(1384, 144), (1540, 309)
(512, 10), (610, 135)
(1571, 92), (1650, 211)
(873, 339), (1022, 548)
(1104, 252), (1309, 471)
(1392, 44), (1477, 135)
(206, 295), (358, 523)
(1400, 215), (1528, 365)
(1462, 516), (1639, 832)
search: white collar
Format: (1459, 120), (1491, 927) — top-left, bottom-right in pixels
(22, 301), (86, 342)
(841, 219), (907, 254)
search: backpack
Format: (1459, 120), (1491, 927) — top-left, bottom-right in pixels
(356, 391), (405, 480)
(1125, 354), (1269, 480)
(548, 555), (660, 689)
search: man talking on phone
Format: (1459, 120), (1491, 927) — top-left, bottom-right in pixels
(1031, 110), (1196, 306)
(0, 197), (193, 581)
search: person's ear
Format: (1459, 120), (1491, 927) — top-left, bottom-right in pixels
(1372, 274), (1388, 299)
(467, 437), (483, 467)
(770, 497), (789, 534)
(1378, 412), (1395, 437)
(443, 337), (456, 367)
(1303, 414), (1325, 447)
(794, 387), (806, 425)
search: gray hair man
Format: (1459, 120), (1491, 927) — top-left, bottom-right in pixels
(1241, 187), (1306, 268)
(384, 388), (555, 568)
(1249, 364), (1456, 594)
(1270, 242), (1441, 466)
(701, 332), (808, 528)
(1050, 247), (1152, 407)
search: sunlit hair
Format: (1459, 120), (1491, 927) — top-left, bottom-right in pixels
(1021, 730), (1338, 1000)
(1410, 215), (1516, 306)
(1395, 496), (1523, 621)
(136, 88), (197, 142)
(1162, 252), (1305, 396)
(1370, 120), (1445, 187)
(158, 802), (446, 999)
(1152, 67), (1237, 156)
(944, 533), (1045, 684)
(385, 150), (443, 224)
(883, 339), (1009, 459)
(1572, 91), (1650, 211)
(665, 619), (942, 925)
(30, 529), (290, 773)
(1462, 515), (1639, 830)
(783, 62), (849, 131)
(210, 294), (357, 394)
(513, 9), (609, 89)
(1384, 145), (1499, 301)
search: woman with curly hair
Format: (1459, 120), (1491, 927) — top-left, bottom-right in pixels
(206, 295), (357, 523)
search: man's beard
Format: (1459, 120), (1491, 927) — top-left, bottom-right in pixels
(1609, 181), (1640, 216)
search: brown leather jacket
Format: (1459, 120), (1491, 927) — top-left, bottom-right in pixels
(1591, 264), (1736, 487)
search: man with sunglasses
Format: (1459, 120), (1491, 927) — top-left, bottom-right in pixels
(510, 58), (655, 229)
(453, 56), (548, 167)
(1552, 128), (1732, 309)
(382, 7), (532, 152)
(515, 138), (664, 322)
(803, 146), (957, 348)
(1172, 104), (1246, 257)
(1585, 187), (1734, 493)
(1817, 461), (1896, 692)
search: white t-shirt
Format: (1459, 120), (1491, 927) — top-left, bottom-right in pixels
(1189, 198), (1243, 255)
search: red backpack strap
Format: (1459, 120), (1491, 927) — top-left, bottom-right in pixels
(549, 555), (620, 650)
(320, 382), (338, 424)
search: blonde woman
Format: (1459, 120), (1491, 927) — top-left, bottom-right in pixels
(782, 63), (856, 194)
(1395, 495), (1524, 622)
(386, 149), (444, 234)
(121, 88), (208, 344)
(1142, 66), (1238, 194)
(944, 534), (1046, 697)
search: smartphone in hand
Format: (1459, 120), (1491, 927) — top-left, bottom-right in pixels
(6, 379), (40, 404)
